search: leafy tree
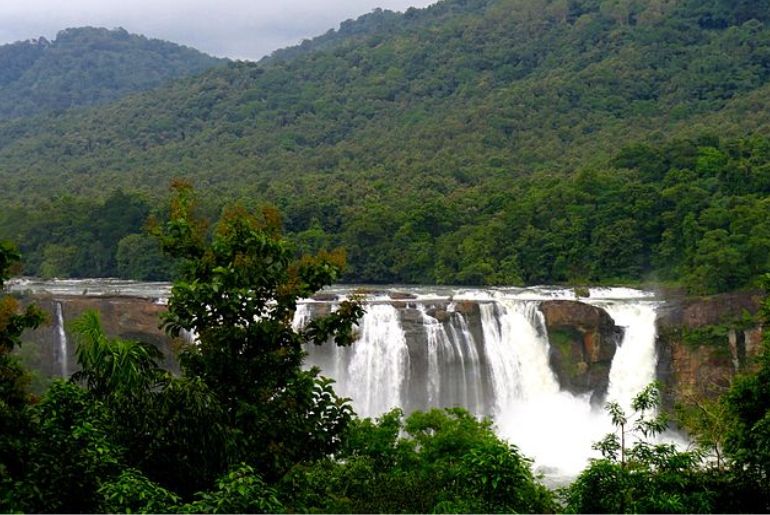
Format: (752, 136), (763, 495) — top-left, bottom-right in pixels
(98, 469), (180, 514)
(566, 383), (714, 513)
(177, 464), (283, 514)
(8, 381), (124, 513)
(280, 408), (555, 513)
(150, 181), (364, 482)
(0, 241), (45, 511)
(116, 233), (175, 280)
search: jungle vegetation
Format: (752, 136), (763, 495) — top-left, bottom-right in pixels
(2, 187), (770, 512)
(0, 27), (224, 120)
(3, 0), (770, 291)
(3, 135), (770, 294)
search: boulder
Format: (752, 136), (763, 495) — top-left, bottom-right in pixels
(539, 300), (623, 402)
(389, 292), (417, 300)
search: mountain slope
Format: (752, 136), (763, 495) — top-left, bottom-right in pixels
(2, 0), (770, 288)
(2, 0), (770, 197)
(0, 27), (225, 119)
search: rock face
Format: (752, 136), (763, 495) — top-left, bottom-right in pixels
(656, 291), (764, 409)
(14, 288), (766, 412)
(398, 300), (492, 415)
(17, 294), (179, 380)
(539, 300), (623, 402)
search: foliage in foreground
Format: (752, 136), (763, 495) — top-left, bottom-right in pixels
(5, 187), (770, 512)
(280, 408), (555, 513)
(565, 384), (715, 513)
(0, 186), (364, 512)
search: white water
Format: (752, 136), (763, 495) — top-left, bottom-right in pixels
(603, 302), (661, 411)
(342, 304), (411, 417)
(15, 279), (665, 480)
(54, 302), (69, 377)
(492, 296), (663, 480)
(300, 287), (663, 480)
(418, 306), (444, 406)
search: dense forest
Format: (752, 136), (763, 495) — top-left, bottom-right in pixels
(2, 190), (770, 513)
(0, 27), (224, 120)
(3, 135), (770, 294)
(2, 0), (770, 291)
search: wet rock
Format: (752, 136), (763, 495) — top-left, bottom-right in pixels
(453, 300), (480, 316)
(311, 293), (338, 302)
(426, 307), (450, 323)
(540, 300), (623, 403)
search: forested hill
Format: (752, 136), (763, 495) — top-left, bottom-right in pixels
(3, 0), (770, 289)
(0, 27), (224, 119)
(3, 0), (770, 200)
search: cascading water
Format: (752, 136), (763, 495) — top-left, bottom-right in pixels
(448, 307), (484, 414)
(332, 303), (411, 418)
(302, 287), (663, 481)
(480, 300), (560, 409)
(602, 302), (661, 410)
(418, 305), (444, 407)
(54, 301), (69, 377)
(10, 279), (668, 483)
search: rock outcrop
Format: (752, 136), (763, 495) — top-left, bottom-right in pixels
(539, 300), (623, 402)
(656, 291), (764, 409)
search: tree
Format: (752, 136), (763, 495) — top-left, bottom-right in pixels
(0, 241), (45, 511)
(150, 181), (364, 481)
(566, 383), (714, 513)
(280, 408), (555, 514)
(116, 233), (173, 280)
(720, 275), (770, 511)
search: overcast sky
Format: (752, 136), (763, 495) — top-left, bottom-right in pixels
(0, 0), (439, 60)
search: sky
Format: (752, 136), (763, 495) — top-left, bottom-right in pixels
(0, 0), (439, 61)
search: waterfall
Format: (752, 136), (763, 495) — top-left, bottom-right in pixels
(54, 302), (69, 377)
(480, 300), (560, 409)
(419, 305), (473, 408)
(419, 306), (443, 406)
(292, 303), (312, 331)
(450, 308), (484, 414)
(299, 287), (662, 480)
(343, 304), (410, 418)
(23, 280), (668, 485)
(481, 298), (600, 479)
(602, 302), (660, 410)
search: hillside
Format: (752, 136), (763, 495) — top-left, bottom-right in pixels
(2, 0), (770, 289)
(0, 27), (224, 119)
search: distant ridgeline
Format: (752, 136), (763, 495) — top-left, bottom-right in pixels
(1, 0), (770, 291)
(0, 27), (224, 119)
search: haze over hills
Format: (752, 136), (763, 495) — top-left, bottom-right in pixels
(0, 26), (225, 120)
(2, 0), (770, 289)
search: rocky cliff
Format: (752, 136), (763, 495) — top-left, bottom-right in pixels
(14, 288), (766, 410)
(16, 294), (179, 382)
(655, 291), (764, 409)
